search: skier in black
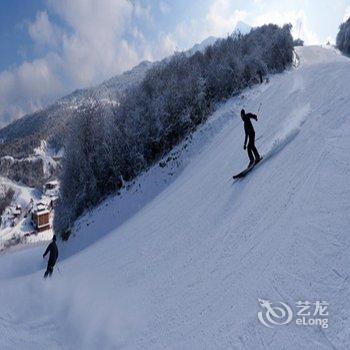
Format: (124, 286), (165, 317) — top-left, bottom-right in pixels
(241, 108), (261, 167)
(43, 235), (58, 278)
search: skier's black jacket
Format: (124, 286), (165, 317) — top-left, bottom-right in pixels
(243, 113), (257, 139)
(43, 241), (58, 266)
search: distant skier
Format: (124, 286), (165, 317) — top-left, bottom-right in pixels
(241, 108), (261, 167)
(43, 235), (58, 278)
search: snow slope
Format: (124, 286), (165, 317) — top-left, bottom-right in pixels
(1, 46), (350, 349)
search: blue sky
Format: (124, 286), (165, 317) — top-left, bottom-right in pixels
(0, 0), (349, 127)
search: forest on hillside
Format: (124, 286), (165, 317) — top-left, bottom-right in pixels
(54, 23), (294, 237)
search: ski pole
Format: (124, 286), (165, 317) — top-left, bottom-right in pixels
(56, 266), (62, 276)
(257, 102), (262, 113)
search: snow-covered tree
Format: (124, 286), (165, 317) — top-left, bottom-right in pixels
(293, 38), (304, 46)
(337, 17), (350, 55)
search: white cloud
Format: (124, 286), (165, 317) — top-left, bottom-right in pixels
(0, 0), (172, 127)
(51, 0), (138, 86)
(206, 0), (248, 37)
(133, 2), (153, 23)
(159, 1), (171, 14)
(170, 1), (249, 52)
(28, 11), (62, 47)
(173, 19), (205, 51)
(252, 9), (319, 45)
(156, 33), (177, 56)
(0, 54), (64, 125)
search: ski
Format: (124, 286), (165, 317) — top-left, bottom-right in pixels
(232, 157), (264, 180)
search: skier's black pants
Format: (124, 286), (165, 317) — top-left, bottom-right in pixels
(247, 139), (260, 163)
(44, 263), (54, 278)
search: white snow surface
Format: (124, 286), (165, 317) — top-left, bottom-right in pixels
(1, 46), (350, 349)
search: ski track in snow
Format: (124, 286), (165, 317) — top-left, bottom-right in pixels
(1, 46), (350, 349)
(262, 103), (310, 162)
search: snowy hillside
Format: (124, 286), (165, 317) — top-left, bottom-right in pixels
(0, 60), (152, 159)
(1, 46), (350, 349)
